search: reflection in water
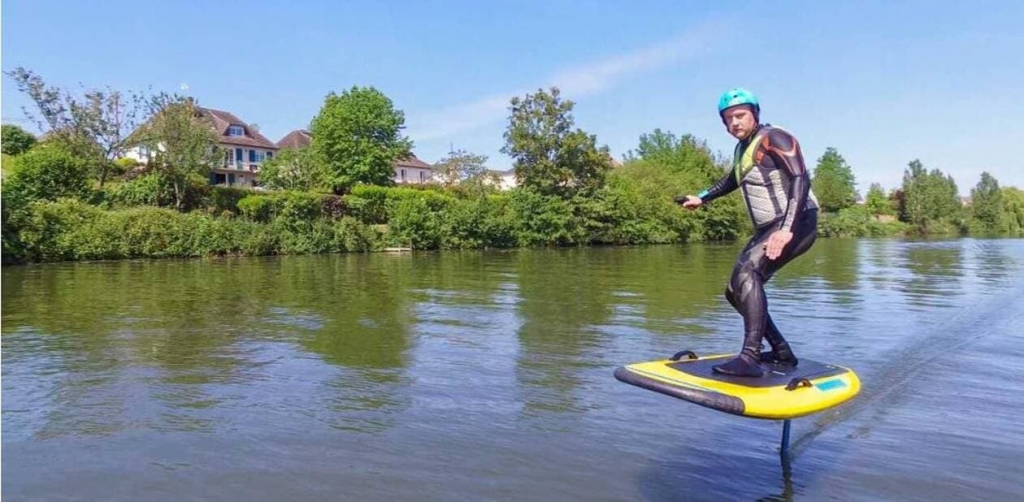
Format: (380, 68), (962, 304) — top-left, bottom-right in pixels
(3, 239), (1024, 501)
(899, 240), (965, 308)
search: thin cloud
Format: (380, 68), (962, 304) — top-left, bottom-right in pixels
(408, 20), (722, 142)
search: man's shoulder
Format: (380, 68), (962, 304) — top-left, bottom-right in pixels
(761, 125), (799, 152)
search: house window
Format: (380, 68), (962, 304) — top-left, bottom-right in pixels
(235, 148), (243, 161)
(266, 151), (273, 160)
(228, 125), (244, 136)
(400, 169), (406, 180)
(419, 171), (426, 182)
(224, 150), (232, 165)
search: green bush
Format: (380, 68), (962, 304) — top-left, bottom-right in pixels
(507, 189), (585, 247)
(386, 195), (449, 249)
(14, 199), (264, 262)
(111, 172), (177, 208)
(237, 195), (275, 222)
(819, 206), (908, 238)
(334, 217), (380, 252)
(3, 144), (91, 215)
(200, 186), (252, 215)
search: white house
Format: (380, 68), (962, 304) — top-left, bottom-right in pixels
(125, 107), (279, 188)
(201, 108), (278, 188)
(394, 155), (438, 185)
(484, 169), (517, 191)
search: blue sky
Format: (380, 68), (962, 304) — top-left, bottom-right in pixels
(3, 0), (1022, 195)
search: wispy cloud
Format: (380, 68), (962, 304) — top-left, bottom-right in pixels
(407, 19), (723, 142)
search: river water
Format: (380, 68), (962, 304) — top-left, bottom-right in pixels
(3, 238), (1023, 501)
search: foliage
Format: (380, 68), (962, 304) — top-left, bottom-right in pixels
(434, 148), (493, 188)
(898, 159), (965, 234)
(7, 198), (380, 263)
(110, 172), (177, 208)
(998, 187), (1024, 236)
(310, 86), (413, 193)
(969, 171), (1002, 232)
(130, 95), (222, 210)
(5, 67), (148, 187)
(258, 147), (325, 191)
(501, 87), (612, 199)
(818, 205), (908, 238)
(2, 143), (92, 219)
(812, 147), (858, 212)
(2, 124), (37, 155)
(620, 129), (746, 241)
(864, 182), (895, 216)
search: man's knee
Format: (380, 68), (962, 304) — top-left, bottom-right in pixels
(724, 284), (737, 306)
(730, 261), (763, 303)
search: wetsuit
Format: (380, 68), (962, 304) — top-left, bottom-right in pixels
(698, 123), (819, 377)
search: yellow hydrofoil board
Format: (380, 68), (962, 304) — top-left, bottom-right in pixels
(615, 351), (860, 420)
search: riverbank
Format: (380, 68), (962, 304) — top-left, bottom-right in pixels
(1, 187), (1010, 265)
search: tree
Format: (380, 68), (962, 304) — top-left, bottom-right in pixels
(864, 182), (894, 215)
(5, 67), (147, 187)
(501, 87), (612, 198)
(257, 147), (324, 192)
(310, 86), (413, 193)
(1000, 187), (1024, 235)
(899, 159), (963, 230)
(434, 149), (489, 186)
(812, 147), (857, 212)
(130, 95), (221, 210)
(970, 171), (1002, 231)
(2, 124), (37, 155)
(627, 129), (726, 183)
(900, 159), (927, 226)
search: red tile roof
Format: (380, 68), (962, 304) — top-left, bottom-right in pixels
(276, 129), (312, 149)
(198, 107), (278, 150)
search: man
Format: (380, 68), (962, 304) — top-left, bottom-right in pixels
(678, 88), (820, 378)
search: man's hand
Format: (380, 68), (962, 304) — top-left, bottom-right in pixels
(765, 230), (793, 260)
(675, 195), (703, 210)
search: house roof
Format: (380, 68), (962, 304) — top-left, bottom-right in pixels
(276, 129), (312, 149)
(198, 107), (278, 150)
(394, 155), (433, 169)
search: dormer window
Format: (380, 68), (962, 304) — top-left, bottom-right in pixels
(228, 125), (245, 136)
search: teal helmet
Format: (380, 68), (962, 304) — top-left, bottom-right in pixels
(718, 88), (760, 119)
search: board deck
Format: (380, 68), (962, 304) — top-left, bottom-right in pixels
(615, 353), (860, 419)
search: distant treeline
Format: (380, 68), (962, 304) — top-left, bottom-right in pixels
(3, 69), (1020, 264)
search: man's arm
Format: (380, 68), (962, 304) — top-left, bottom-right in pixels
(698, 168), (738, 204)
(763, 129), (810, 231)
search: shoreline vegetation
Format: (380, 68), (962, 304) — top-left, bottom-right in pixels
(3, 69), (1023, 265)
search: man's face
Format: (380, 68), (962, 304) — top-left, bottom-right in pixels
(721, 105), (757, 140)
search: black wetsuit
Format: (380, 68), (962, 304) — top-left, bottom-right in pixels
(699, 124), (818, 377)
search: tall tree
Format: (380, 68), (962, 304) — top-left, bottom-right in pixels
(130, 95), (221, 210)
(5, 67), (147, 187)
(899, 159), (962, 229)
(970, 171), (1002, 230)
(900, 159), (928, 226)
(812, 147), (858, 212)
(501, 87), (612, 198)
(2, 124), (37, 155)
(309, 86), (413, 193)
